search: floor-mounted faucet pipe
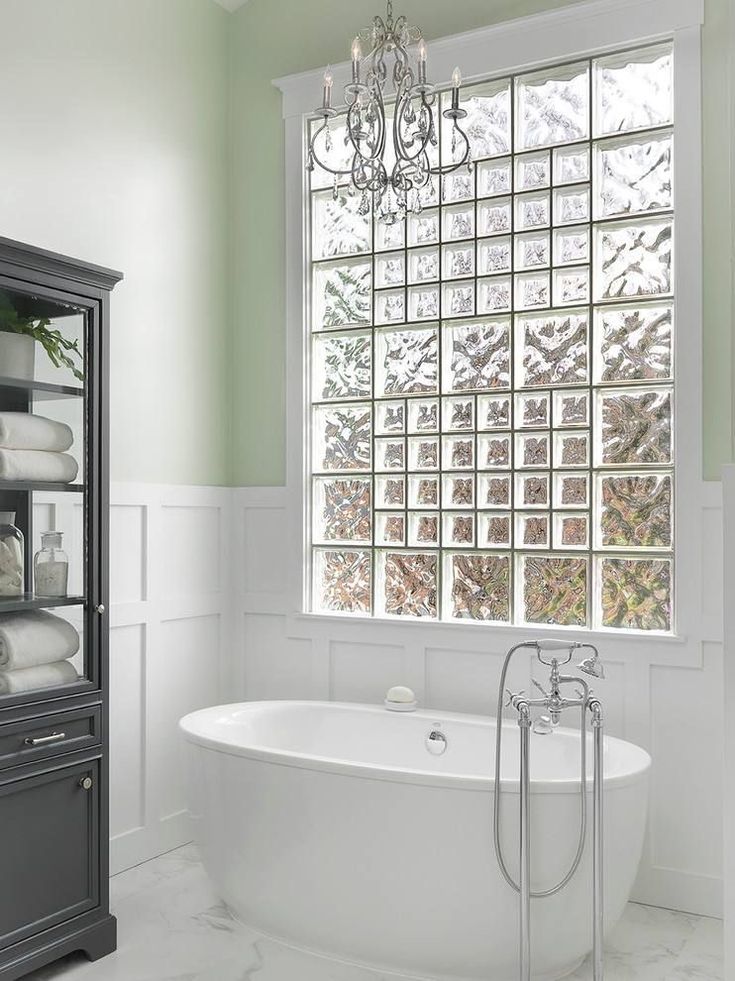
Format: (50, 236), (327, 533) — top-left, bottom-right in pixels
(591, 698), (605, 980)
(518, 700), (532, 981)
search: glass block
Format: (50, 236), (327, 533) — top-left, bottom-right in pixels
(553, 390), (589, 428)
(599, 557), (671, 632)
(312, 330), (371, 402)
(478, 158), (512, 197)
(478, 197), (512, 236)
(444, 473), (475, 508)
(442, 243), (475, 280)
(594, 216), (672, 300)
(517, 62), (589, 149)
(376, 326), (438, 395)
(515, 151), (550, 190)
(407, 398), (439, 433)
(443, 513), (475, 548)
(376, 512), (405, 545)
(594, 43), (673, 138)
(554, 513), (588, 550)
(375, 475), (405, 509)
(516, 432), (550, 469)
(313, 257), (372, 331)
(443, 78), (511, 162)
(409, 513), (439, 547)
(409, 475), (439, 509)
(408, 435), (439, 471)
(478, 394), (511, 430)
(554, 185), (590, 225)
(597, 471), (673, 549)
(446, 553), (511, 621)
(478, 237), (512, 275)
(313, 404), (371, 472)
(516, 392), (550, 429)
(375, 401), (405, 435)
(478, 434), (511, 470)
(516, 513), (550, 549)
(312, 189), (371, 260)
(515, 472), (550, 508)
(554, 145), (590, 185)
(515, 271), (550, 310)
(596, 132), (673, 219)
(408, 285), (440, 322)
(375, 217), (405, 252)
(594, 302), (673, 383)
(595, 387), (672, 466)
(379, 551), (438, 619)
(443, 397), (475, 432)
(553, 266), (589, 306)
(554, 226), (590, 266)
(554, 431), (590, 468)
(408, 247), (440, 284)
(375, 436), (405, 472)
(443, 282), (476, 318)
(553, 472), (589, 510)
(516, 311), (588, 387)
(443, 436), (474, 470)
(478, 512), (512, 548)
(516, 191), (550, 230)
(313, 548), (371, 615)
(313, 477), (372, 544)
(522, 555), (588, 626)
(408, 209), (440, 247)
(478, 276), (512, 315)
(443, 204), (476, 242)
(444, 318), (511, 392)
(417, 175), (440, 208)
(515, 232), (550, 270)
(475, 476), (509, 517)
(375, 289), (405, 325)
(375, 251), (406, 289)
(443, 171), (475, 203)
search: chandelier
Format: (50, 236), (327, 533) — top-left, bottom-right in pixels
(307, 0), (471, 224)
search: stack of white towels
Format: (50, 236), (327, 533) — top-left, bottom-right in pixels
(0, 412), (78, 482)
(0, 610), (79, 694)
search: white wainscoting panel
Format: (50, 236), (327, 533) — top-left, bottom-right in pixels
(235, 483), (724, 919)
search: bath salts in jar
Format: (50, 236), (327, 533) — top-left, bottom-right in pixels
(0, 511), (24, 596)
(34, 531), (69, 598)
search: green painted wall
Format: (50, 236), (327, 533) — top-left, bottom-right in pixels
(230, 0), (734, 485)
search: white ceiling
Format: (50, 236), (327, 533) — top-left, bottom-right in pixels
(212, 0), (250, 11)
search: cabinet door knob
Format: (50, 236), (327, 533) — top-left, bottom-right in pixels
(95, 604), (105, 614)
(79, 776), (93, 791)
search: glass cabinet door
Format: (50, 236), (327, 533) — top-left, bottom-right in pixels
(0, 282), (97, 699)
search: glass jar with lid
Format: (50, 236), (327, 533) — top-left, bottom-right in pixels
(0, 512), (24, 596)
(34, 531), (69, 598)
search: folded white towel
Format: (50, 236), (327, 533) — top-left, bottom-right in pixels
(0, 413), (73, 452)
(0, 659), (78, 694)
(0, 449), (78, 483)
(0, 611), (80, 670)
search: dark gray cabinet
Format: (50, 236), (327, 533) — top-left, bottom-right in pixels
(0, 238), (122, 979)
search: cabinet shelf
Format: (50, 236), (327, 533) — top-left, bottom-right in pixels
(0, 481), (83, 493)
(0, 376), (84, 401)
(0, 594), (85, 614)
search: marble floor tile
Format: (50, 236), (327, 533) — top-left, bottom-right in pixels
(25, 844), (723, 981)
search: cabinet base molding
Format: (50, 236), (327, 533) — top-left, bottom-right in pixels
(0, 913), (117, 980)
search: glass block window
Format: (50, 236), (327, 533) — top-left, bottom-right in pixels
(307, 42), (675, 632)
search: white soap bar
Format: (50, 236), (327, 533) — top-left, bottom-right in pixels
(386, 685), (416, 704)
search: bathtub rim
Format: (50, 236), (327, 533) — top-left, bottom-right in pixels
(179, 700), (651, 796)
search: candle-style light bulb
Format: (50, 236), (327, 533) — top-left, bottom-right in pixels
(351, 37), (362, 83)
(323, 66), (333, 109)
(418, 38), (428, 84)
(451, 65), (462, 110)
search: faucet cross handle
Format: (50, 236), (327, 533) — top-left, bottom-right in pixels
(505, 688), (525, 708)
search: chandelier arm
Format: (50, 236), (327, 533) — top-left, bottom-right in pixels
(308, 119), (353, 179)
(345, 99), (384, 165)
(429, 123), (471, 177)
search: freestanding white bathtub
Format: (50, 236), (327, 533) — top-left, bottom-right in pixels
(180, 701), (650, 981)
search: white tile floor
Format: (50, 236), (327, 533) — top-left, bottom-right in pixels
(26, 844), (723, 981)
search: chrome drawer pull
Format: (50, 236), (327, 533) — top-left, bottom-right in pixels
(24, 731), (67, 746)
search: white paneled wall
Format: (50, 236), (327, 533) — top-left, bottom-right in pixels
(108, 484), (232, 874)
(234, 484), (724, 919)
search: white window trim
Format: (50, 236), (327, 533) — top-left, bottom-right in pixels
(274, 0), (705, 661)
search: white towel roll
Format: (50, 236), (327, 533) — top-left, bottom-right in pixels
(0, 413), (73, 452)
(0, 660), (78, 695)
(0, 610), (80, 670)
(0, 449), (78, 483)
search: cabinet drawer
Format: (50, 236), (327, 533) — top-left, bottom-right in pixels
(0, 706), (101, 770)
